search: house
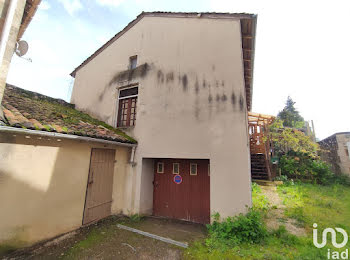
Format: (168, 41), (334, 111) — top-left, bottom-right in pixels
(0, 84), (137, 245)
(70, 12), (258, 224)
(319, 132), (350, 176)
(0, 0), (41, 119)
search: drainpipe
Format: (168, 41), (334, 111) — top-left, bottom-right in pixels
(0, 0), (26, 119)
(129, 146), (136, 166)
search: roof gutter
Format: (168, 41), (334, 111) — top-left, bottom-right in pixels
(249, 14), (257, 112)
(0, 126), (137, 147)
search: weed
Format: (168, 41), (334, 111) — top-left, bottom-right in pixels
(205, 209), (268, 250)
(251, 182), (270, 211)
(186, 182), (350, 259)
(129, 214), (143, 222)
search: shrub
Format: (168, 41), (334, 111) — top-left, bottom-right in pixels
(278, 154), (339, 185)
(206, 209), (268, 249)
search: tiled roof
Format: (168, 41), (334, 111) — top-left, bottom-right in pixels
(1, 85), (136, 144)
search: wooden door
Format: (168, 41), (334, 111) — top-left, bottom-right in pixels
(83, 148), (115, 225)
(153, 159), (210, 224)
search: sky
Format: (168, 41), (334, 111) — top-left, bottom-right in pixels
(7, 0), (350, 140)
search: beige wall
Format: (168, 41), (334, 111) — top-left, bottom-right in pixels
(336, 134), (350, 175)
(0, 132), (133, 246)
(72, 16), (252, 219)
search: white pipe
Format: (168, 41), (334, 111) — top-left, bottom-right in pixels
(129, 146), (136, 164)
(0, 0), (20, 65)
(0, 125), (137, 147)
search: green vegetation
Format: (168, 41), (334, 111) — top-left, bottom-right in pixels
(251, 182), (270, 211)
(0, 244), (17, 257)
(271, 98), (350, 185)
(277, 96), (304, 128)
(129, 214), (143, 222)
(205, 209), (268, 250)
(277, 182), (350, 232)
(185, 182), (350, 259)
(8, 87), (136, 143)
(65, 228), (109, 258)
(47, 101), (137, 143)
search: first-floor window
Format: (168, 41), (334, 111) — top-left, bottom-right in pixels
(173, 163), (180, 174)
(117, 86), (138, 127)
(190, 163), (197, 175)
(157, 162), (164, 173)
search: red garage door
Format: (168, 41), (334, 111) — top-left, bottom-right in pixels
(153, 159), (210, 224)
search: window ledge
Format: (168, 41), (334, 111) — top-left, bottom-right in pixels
(117, 126), (135, 130)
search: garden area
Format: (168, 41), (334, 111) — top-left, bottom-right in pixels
(185, 181), (350, 259)
(186, 97), (350, 259)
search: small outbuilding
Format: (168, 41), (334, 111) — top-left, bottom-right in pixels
(319, 132), (350, 176)
(0, 85), (137, 246)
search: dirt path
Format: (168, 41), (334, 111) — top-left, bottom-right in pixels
(260, 185), (306, 236)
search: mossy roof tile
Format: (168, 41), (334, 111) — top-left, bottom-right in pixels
(1, 85), (137, 144)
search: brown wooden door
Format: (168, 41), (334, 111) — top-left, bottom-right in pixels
(83, 148), (115, 225)
(153, 159), (210, 224)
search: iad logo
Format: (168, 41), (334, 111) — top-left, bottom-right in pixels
(313, 223), (349, 259)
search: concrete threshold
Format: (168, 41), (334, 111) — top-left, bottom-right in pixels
(116, 224), (188, 248)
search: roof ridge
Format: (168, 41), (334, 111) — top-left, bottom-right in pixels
(5, 84), (74, 109)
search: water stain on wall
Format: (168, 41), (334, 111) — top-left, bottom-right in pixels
(202, 79), (206, 88)
(195, 78), (199, 94)
(239, 93), (244, 111)
(166, 72), (174, 83)
(157, 70), (165, 84)
(221, 93), (227, 102)
(194, 99), (200, 119)
(182, 74), (188, 91)
(108, 63), (150, 86)
(231, 92), (236, 105)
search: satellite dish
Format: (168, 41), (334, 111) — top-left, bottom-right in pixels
(15, 40), (29, 57)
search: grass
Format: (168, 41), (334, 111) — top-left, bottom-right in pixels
(185, 182), (350, 259)
(277, 182), (350, 233)
(0, 244), (17, 257)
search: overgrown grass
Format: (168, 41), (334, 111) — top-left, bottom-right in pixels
(185, 182), (350, 259)
(277, 182), (350, 232)
(251, 182), (270, 212)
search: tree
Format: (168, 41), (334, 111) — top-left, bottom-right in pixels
(277, 96), (304, 128)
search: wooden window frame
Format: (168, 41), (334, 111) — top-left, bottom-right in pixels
(157, 162), (164, 174)
(208, 164), (210, 176)
(190, 163), (197, 176)
(173, 163), (180, 175)
(117, 85), (138, 127)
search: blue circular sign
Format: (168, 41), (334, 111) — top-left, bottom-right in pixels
(173, 174), (182, 184)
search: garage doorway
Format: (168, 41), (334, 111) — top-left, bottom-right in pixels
(153, 159), (210, 224)
(83, 148), (116, 225)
